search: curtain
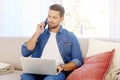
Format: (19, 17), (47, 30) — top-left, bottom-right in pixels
(0, 0), (61, 37)
(110, 0), (120, 40)
(0, 0), (120, 39)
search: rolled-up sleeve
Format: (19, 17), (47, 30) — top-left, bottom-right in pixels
(21, 42), (33, 57)
(71, 59), (82, 67)
(70, 35), (83, 67)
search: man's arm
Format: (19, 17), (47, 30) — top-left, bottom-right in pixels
(62, 62), (77, 71)
(21, 22), (45, 57)
(26, 32), (40, 51)
(62, 34), (83, 71)
(57, 62), (77, 73)
(26, 22), (45, 51)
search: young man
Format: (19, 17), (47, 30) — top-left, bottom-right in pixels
(21, 4), (83, 80)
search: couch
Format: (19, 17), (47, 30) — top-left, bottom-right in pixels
(0, 37), (28, 80)
(0, 37), (120, 80)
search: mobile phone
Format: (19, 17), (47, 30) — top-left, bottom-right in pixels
(44, 18), (48, 29)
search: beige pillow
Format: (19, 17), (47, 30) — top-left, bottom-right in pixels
(87, 39), (120, 80)
(87, 39), (120, 66)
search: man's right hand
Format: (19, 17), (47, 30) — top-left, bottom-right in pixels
(35, 22), (45, 36)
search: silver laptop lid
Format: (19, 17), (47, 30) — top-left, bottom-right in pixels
(20, 57), (58, 75)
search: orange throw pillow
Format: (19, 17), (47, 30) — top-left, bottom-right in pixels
(66, 49), (115, 80)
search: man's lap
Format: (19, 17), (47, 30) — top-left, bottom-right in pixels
(20, 72), (65, 80)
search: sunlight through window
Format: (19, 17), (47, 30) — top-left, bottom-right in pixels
(62, 0), (110, 38)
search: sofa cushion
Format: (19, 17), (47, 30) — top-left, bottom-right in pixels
(0, 37), (28, 70)
(86, 39), (120, 79)
(0, 70), (22, 80)
(87, 39), (120, 66)
(66, 49), (114, 80)
(78, 38), (89, 58)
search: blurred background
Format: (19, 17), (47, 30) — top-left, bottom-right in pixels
(0, 0), (120, 40)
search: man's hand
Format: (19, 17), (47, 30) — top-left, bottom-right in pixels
(35, 22), (45, 36)
(57, 65), (64, 73)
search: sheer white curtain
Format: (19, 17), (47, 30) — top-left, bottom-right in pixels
(62, 0), (110, 38)
(0, 0), (120, 39)
(61, 0), (120, 39)
(0, 0), (61, 37)
(0, 0), (20, 37)
(110, 0), (120, 40)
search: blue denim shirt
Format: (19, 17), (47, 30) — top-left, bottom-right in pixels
(21, 26), (83, 67)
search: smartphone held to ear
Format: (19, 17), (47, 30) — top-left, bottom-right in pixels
(44, 18), (48, 29)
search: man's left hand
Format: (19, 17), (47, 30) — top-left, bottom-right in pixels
(57, 65), (64, 73)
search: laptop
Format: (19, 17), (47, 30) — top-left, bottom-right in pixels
(20, 57), (58, 75)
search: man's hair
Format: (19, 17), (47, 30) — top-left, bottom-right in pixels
(49, 4), (65, 17)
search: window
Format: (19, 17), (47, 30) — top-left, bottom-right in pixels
(62, 0), (110, 38)
(1, 0), (119, 39)
(0, 0), (60, 37)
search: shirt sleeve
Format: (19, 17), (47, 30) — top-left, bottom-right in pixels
(70, 34), (83, 67)
(21, 42), (33, 57)
(71, 59), (82, 67)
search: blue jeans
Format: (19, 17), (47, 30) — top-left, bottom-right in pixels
(20, 72), (65, 80)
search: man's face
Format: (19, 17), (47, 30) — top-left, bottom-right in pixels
(48, 10), (64, 29)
